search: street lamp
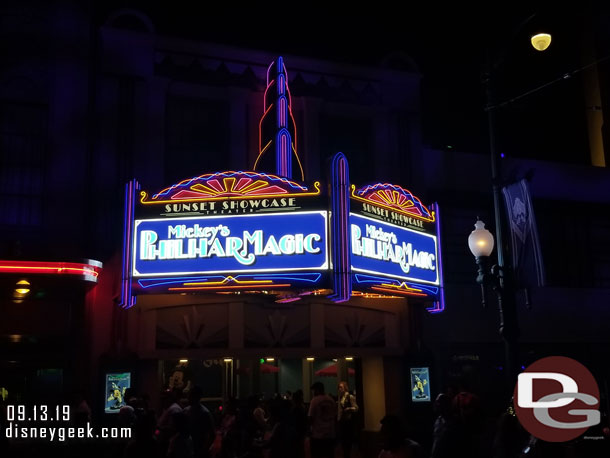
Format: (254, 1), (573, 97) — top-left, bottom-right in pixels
(530, 33), (552, 51)
(474, 21), (551, 389)
(468, 219), (494, 258)
(468, 219), (503, 305)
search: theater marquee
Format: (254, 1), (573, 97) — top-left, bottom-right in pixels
(133, 212), (328, 276)
(119, 57), (444, 312)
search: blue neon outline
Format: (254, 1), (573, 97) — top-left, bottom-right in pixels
(120, 179), (138, 308)
(328, 152), (352, 303)
(349, 212), (439, 285)
(353, 273), (439, 296)
(250, 273), (322, 282)
(427, 202), (445, 313)
(276, 129), (292, 178)
(137, 272), (322, 290)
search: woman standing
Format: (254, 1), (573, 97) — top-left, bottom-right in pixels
(337, 381), (359, 458)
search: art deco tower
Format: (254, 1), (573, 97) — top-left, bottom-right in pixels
(254, 57), (304, 180)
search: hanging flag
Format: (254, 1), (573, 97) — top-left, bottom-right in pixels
(502, 179), (545, 288)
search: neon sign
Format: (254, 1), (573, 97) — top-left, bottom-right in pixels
(351, 183), (434, 223)
(133, 211), (328, 277)
(119, 57), (445, 311)
(350, 213), (439, 285)
(254, 56), (304, 180)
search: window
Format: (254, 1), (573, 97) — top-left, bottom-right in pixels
(0, 100), (46, 226)
(319, 114), (373, 185)
(165, 95), (229, 184)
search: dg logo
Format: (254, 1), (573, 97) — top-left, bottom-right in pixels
(514, 356), (600, 442)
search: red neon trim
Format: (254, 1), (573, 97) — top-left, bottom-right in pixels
(264, 79), (275, 110)
(257, 104), (274, 157)
(0, 260), (101, 280)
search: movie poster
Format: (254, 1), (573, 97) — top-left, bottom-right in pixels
(410, 367), (431, 402)
(105, 372), (131, 413)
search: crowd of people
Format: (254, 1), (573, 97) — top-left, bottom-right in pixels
(1, 383), (609, 457)
(116, 380), (363, 458)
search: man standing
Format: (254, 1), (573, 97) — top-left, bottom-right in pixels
(183, 385), (215, 458)
(309, 382), (337, 458)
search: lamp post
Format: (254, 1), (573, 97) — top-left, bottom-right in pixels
(471, 24), (551, 390)
(468, 218), (519, 387)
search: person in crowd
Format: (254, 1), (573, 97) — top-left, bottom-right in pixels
(290, 389), (308, 458)
(158, 390), (183, 455)
(232, 396), (261, 456)
(119, 403), (137, 429)
(183, 385), (215, 458)
(378, 414), (423, 458)
(308, 381), (337, 458)
(0, 399), (9, 456)
(159, 390), (184, 430)
(219, 398), (238, 458)
(491, 398), (529, 458)
(252, 397), (267, 433)
(430, 393), (451, 457)
(256, 398), (295, 458)
(167, 411), (194, 458)
(431, 391), (487, 458)
(337, 381), (359, 458)
(71, 391), (92, 426)
(124, 410), (162, 458)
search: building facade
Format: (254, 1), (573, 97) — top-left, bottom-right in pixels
(1, 4), (609, 452)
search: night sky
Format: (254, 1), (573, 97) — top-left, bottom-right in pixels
(95, 1), (610, 164)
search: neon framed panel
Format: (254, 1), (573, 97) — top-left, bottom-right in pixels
(350, 213), (439, 285)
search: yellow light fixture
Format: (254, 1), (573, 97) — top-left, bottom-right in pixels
(530, 33), (551, 51)
(179, 359), (188, 363)
(223, 358), (233, 363)
(266, 357), (275, 362)
(345, 356), (354, 361)
(306, 357), (315, 362)
(15, 280), (31, 296)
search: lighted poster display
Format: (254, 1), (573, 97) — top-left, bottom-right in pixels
(410, 367), (431, 402)
(105, 372), (131, 413)
(350, 213), (439, 285)
(132, 211), (328, 277)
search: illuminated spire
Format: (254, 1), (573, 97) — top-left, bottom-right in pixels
(254, 57), (304, 180)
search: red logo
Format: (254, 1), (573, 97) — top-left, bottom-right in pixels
(514, 356), (600, 442)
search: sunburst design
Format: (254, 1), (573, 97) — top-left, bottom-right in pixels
(139, 171), (320, 204)
(177, 177), (288, 199)
(153, 171), (307, 199)
(370, 189), (415, 211)
(352, 183), (434, 222)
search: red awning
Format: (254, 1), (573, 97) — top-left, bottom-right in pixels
(260, 363), (279, 374)
(314, 364), (355, 377)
